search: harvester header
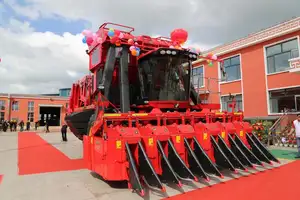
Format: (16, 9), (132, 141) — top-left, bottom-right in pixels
(65, 22), (279, 197)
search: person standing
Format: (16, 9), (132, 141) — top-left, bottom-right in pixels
(12, 120), (17, 132)
(26, 121), (30, 131)
(61, 123), (68, 142)
(9, 120), (13, 132)
(45, 120), (50, 133)
(19, 120), (24, 132)
(2, 120), (8, 132)
(35, 120), (39, 131)
(289, 114), (300, 159)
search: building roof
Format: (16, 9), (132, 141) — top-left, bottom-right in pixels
(192, 16), (300, 66)
(0, 93), (69, 100)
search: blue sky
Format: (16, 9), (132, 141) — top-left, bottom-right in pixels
(1, 0), (89, 35)
(30, 18), (88, 35)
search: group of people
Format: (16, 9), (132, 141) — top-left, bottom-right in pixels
(0, 120), (23, 132)
(1, 118), (68, 142)
(0, 120), (47, 132)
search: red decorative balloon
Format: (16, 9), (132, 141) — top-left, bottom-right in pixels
(86, 37), (94, 46)
(170, 28), (188, 44)
(114, 29), (121, 37)
(110, 36), (119, 44)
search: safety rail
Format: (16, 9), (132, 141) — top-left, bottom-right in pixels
(267, 111), (290, 146)
(99, 22), (135, 33)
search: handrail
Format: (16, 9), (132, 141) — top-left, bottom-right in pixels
(269, 113), (287, 132)
(99, 22), (135, 33)
(267, 111), (289, 146)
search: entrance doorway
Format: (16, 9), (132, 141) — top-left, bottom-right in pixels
(39, 106), (61, 126)
(295, 95), (300, 112)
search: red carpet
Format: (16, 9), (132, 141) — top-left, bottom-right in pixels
(166, 161), (299, 200)
(18, 132), (85, 175)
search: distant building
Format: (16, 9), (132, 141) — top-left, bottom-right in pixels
(59, 88), (71, 97)
(0, 88), (71, 126)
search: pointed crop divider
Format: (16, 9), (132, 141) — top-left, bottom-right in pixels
(246, 133), (272, 165)
(125, 142), (145, 196)
(217, 135), (247, 172)
(156, 140), (182, 188)
(251, 133), (280, 163)
(228, 134), (253, 169)
(211, 136), (236, 173)
(183, 137), (210, 182)
(138, 142), (165, 192)
(234, 133), (263, 168)
(167, 139), (198, 182)
(193, 136), (223, 178)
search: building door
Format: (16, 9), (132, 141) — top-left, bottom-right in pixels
(295, 95), (300, 112)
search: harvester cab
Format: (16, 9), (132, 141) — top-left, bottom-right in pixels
(65, 22), (280, 197)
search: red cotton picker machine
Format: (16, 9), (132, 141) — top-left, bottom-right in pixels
(65, 23), (279, 196)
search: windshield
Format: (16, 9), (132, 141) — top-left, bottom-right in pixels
(139, 55), (190, 101)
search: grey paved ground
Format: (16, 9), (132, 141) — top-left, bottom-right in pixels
(0, 131), (292, 200)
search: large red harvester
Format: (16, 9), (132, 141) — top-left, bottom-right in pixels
(65, 23), (279, 196)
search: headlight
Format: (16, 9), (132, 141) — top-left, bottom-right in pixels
(171, 51), (176, 55)
(160, 50), (166, 55)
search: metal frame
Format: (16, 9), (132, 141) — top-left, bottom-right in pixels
(295, 95), (300, 111)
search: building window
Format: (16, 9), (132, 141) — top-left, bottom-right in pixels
(0, 112), (4, 121)
(12, 101), (19, 111)
(28, 101), (34, 112)
(221, 55), (241, 82)
(0, 100), (5, 110)
(192, 66), (204, 88)
(266, 38), (299, 74)
(221, 94), (243, 112)
(27, 112), (34, 122)
(269, 87), (300, 113)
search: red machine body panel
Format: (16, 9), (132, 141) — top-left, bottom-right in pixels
(66, 22), (280, 196)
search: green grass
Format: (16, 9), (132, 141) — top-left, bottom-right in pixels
(270, 149), (299, 160)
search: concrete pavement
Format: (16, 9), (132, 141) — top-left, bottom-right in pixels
(0, 131), (292, 200)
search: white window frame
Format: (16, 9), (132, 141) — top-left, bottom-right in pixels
(267, 85), (300, 115)
(12, 101), (19, 111)
(219, 54), (242, 83)
(264, 36), (300, 76)
(0, 100), (5, 110)
(0, 111), (5, 121)
(220, 93), (243, 112)
(27, 112), (34, 122)
(28, 101), (34, 112)
(192, 65), (205, 89)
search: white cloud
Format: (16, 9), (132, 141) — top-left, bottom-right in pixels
(4, 0), (300, 45)
(0, 17), (214, 94)
(1, 0), (300, 94)
(66, 70), (79, 78)
(0, 19), (88, 94)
